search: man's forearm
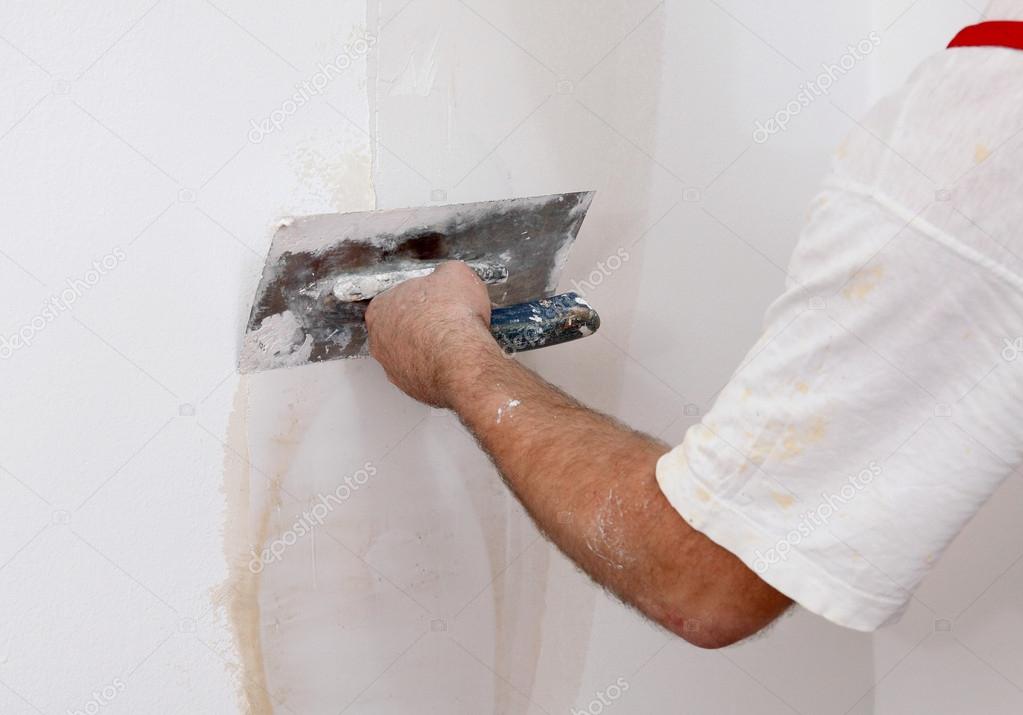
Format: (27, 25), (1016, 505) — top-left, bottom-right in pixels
(447, 340), (791, 648)
(364, 261), (789, 646)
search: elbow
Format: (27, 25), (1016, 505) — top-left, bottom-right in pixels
(638, 557), (792, 649)
(659, 613), (759, 650)
(647, 585), (791, 649)
(681, 629), (746, 651)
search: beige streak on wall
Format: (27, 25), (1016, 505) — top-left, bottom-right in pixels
(218, 377), (274, 713)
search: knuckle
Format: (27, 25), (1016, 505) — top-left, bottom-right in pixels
(364, 298), (381, 323)
(444, 260), (472, 277)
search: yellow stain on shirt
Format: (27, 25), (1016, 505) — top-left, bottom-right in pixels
(975, 144), (991, 164)
(771, 492), (796, 509)
(806, 417), (827, 442)
(795, 382), (809, 394)
(843, 264), (885, 301)
(743, 458), (766, 475)
(746, 426), (774, 465)
(749, 439), (772, 466)
(695, 487), (712, 503)
(781, 416), (828, 459)
(781, 432), (802, 459)
(745, 416), (829, 464)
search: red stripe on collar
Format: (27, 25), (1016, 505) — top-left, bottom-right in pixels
(949, 21), (1023, 50)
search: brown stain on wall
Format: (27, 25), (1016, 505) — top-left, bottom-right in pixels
(216, 377), (274, 714)
(218, 375), (323, 714)
(250, 379), (326, 713)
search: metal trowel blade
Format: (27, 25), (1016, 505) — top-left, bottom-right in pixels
(240, 191), (595, 373)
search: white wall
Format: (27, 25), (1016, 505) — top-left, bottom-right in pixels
(3, 1), (1021, 714)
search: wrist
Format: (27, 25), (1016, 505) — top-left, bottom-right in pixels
(436, 319), (505, 410)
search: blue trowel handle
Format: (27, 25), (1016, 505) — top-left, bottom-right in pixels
(489, 293), (600, 354)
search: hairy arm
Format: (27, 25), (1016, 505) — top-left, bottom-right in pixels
(366, 262), (791, 648)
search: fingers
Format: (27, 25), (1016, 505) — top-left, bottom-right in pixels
(366, 260), (491, 336)
(435, 260), (492, 307)
(433, 259), (484, 286)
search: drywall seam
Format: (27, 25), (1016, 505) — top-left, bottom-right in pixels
(368, 0), (383, 210)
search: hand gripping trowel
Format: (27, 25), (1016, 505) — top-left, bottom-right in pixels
(239, 191), (600, 373)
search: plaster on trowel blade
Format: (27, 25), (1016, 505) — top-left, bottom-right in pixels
(239, 191), (595, 373)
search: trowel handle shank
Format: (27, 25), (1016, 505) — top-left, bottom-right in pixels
(489, 293), (600, 354)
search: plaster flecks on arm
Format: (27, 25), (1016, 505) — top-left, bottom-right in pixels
(447, 346), (792, 649)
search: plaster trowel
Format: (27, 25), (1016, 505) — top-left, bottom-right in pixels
(240, 191), (600, 373)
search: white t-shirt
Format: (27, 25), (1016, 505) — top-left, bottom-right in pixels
(656, 17), (1023, 631)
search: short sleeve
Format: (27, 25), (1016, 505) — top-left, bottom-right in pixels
(656, 181), (1023, 631)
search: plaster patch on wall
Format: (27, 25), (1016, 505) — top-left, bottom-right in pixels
(240, 311), (315, 374)
(292, 131), (375, 213)
(384, 31), (443, 97)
